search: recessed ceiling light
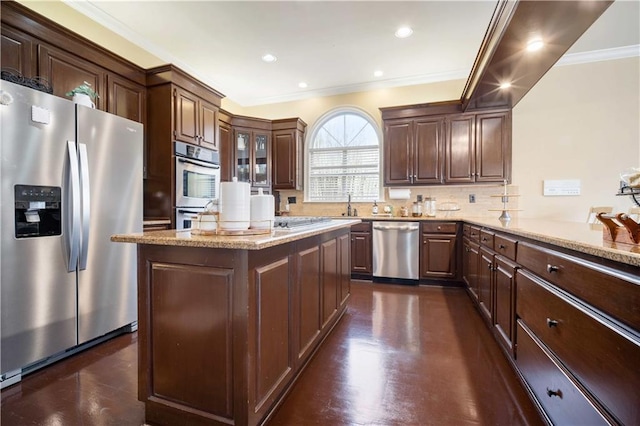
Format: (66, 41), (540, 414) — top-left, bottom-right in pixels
(499, 82), (512, 90)
(262, 53), (277, 63)
(526, 38), (544, 52)
(374, 70), (384, 77)
(298, 82), (308, 89)
(395, 27), (413, 38)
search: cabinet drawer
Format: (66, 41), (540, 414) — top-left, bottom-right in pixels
(479, 229), (494, 249)
(462, 224), (471, 238)
(350, 222), (371, 233)
(467, 225), (481, 242)
(517, 242), (640, 331)
(494, 234), (517, 260)
(422, 222), (456, 234)
(517, 270), (640, 425)
(516, 321), (611, 426)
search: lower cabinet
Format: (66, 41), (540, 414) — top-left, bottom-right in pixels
(462, 237), (480, 301)
(477, 246), (493, 322)
(350, 222), (372, 278)
(493, 255), (517, 357)
(419, 221), (458, 281)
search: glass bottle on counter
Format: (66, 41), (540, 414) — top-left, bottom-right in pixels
(372, 200), (379, 215)
(412, 196), (422, 217)
(425, 197), (436, 217)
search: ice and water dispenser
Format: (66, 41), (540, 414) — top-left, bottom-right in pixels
(14, 184), (62, 238)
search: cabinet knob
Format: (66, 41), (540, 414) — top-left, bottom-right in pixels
(498, 244), (506, 250)
(546, 318), (559, 328)
(437, 226), (442, 230)
(482, 237), (487, 242)
(488, 264), (493, 270)
(546, 264), (559, 273)
(546, 388), (562, 398)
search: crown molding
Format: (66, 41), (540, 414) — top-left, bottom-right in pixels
(556, 44), (640, 67)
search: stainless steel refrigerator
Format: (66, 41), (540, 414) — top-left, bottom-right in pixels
(0, 80), (142, 386)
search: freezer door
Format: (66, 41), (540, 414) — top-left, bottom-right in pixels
(0, 81), (78, 374)
(76, 105), (142, 344)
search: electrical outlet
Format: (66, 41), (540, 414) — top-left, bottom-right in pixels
(469, 194), (476, 203)
(288, 196), (297, 204)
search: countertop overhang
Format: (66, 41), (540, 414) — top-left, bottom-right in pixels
(112, 219), (361, 250)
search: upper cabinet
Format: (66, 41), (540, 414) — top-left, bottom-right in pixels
(384, 116), (444, 186)
(218, 110), (234, 182)
(175, 86), (218, 150)
(272, 118), (307, 190)
(231, 116), (272, 192)
(381, 102), (511, 186)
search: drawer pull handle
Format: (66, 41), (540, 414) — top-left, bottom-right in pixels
(546, 264), (559, 273)
(546, 318), (559, 327)
(546, 388), (562, 398)
(482, 237), (487, 242)
(437, 226), (442, 230)
(498, 244), (506, 250)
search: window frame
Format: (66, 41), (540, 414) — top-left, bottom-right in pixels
(304, 106), (384, 203)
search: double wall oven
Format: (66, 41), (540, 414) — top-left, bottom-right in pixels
(175, 141), (220, 230)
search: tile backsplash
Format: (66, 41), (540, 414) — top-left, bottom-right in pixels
(275, 184), (519, 219)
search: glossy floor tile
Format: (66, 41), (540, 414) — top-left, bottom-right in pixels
(1, 281), (543, 425)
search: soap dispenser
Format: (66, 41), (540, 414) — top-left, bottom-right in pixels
(372, 200), (379, 215)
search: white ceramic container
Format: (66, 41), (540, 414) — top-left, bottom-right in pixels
(219, 177), (250, 230)
(250, 188), (274, 229)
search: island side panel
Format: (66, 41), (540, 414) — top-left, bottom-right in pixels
(294, 239), (322, 364)
(137, 244), (250, 426)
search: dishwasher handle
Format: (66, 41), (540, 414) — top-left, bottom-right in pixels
(373, 224), (419, 231)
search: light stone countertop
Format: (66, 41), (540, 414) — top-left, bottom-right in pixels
(112, 219), (361, 250)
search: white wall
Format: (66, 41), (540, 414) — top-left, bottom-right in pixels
(513, 57), (640, 221)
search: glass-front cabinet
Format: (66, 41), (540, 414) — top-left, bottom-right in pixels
(234, 128), (270, 190)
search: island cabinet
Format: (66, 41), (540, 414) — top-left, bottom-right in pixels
(232, 116), (272, 193)
(419, 221), (458, 282)
(350, 221), (372, 278)
(272, 118), (307, 190)
(135, 226), (351, 426)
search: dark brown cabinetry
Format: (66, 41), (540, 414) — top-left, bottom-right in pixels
(232, 116), (272, 192)
(445, 111), (511, 183)
(136, 228), (351, 426)
(383, 117), (444, 185)
(1, 25), (35, 77)
(272, 118), (307, 190)
(462, 237), (480, 301)
(218, 110), (234, 182)
(175, 86), (218, 150)
(107, 73), (146, 123)
(420, 222), (458, 280)
(350, 222), (372, 277)
(145, 65), (224, 224)
(381, 102), (511, 186)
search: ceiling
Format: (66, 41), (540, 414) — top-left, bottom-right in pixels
(62, 0), (640, 107)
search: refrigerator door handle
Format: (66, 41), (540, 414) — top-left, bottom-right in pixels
(78, 143), (91, 270)
(67, 141), (81, 272)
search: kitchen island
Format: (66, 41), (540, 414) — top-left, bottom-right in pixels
(112, 219), (359, 426)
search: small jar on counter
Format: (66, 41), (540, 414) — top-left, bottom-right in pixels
(412, 201), (422, 217)
(400, 206), (409, 217)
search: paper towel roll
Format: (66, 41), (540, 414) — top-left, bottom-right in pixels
(250, 188), (274, 229)
(388, 188), (411, 200)
(219, 177), (251, 230)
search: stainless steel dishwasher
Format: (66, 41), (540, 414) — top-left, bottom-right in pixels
(372, 221), (419, 281)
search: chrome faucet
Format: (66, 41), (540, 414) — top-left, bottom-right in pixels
(347, 193), (352, 217)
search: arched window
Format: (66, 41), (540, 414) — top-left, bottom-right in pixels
(305, 107), (381, 202)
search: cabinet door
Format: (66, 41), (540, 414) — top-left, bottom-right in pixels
(199, 100), (218, 150)
(338, 233), (350, 306)
(174, 87), (198, 144)
(252, 132), (270, 187)
(350, 231), (372, 275)
(295, 245), (321, 362)
(384, 120), (413, 185)
(272, 130), (296, 189)
(463, 239), (480, 301)
(476, 111), (511, 182)
(321, 238), (338, 327)
(414, 117), (443, 184)
(234, 129), (251, 183)
(107, 73), (146, 123)
(2, 26), (35, 78)
(445, 115), (475, 183)
(494, 256), (517, 357)
(478, 247), (494, 322)
(219, 122), (233, 182)
(420, 234), (456, 279)
(38, 44), (105, 110)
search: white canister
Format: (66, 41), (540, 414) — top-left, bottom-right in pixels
(250, 188), (274, 229)
(219, 177), (251, 230)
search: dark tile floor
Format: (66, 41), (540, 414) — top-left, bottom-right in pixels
(1, 281), (543, 426)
